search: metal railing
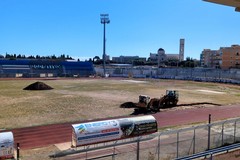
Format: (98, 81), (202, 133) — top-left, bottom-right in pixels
(50, 117), (240, 160)
(175, 142), (240, 160)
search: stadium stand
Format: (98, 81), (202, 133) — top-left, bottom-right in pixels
(0, 59), (95, 78)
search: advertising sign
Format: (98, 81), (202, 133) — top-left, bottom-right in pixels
(72, 115), (157, 147)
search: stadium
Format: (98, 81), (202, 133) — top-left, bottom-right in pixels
(0, 59), (95, 78)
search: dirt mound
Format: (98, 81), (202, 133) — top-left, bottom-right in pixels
(23, 81), (53, 90)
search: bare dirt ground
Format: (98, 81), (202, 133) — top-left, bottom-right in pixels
(1, 78), (240, 159)
(14, 103), (240, 160)
(213, 150), (240, 160)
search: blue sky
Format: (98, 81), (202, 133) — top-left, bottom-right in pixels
(0, 0), (240, 61)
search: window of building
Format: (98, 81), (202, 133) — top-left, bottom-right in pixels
(237, 52), (239, 56)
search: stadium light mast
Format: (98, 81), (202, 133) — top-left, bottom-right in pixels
(100, 14), (110, 77)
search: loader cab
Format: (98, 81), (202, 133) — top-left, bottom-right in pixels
(139, 95), (150, 104)
(166, 90), (179, 99)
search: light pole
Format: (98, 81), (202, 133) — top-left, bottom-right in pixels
(100, 14), (110, 77)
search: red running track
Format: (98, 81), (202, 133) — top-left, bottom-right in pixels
(154, 104), (240, 128)
(1, 104), (240, 150)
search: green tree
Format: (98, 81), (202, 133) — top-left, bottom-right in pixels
(93, 56), (100, 62)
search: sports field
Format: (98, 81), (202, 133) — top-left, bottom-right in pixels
(1, 78), (240, 129)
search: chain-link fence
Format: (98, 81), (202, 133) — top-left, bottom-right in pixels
(63, 117), (240, 160)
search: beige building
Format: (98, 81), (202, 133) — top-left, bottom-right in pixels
(112, 56), (146, 64)
(220, 45), (240, 69)
(166, 54), (179, 61)
(179, 39), (185, 61)
(201, 45), (240, 69)
(149, 39), (184, 67)
(149, 48), (180, 67)
(157, 48), (167, 67)
(200, 49), (221, 68)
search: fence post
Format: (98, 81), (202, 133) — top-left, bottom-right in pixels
(193, 128), (196, 154)
(136, 137), (140, 160)
(113, 146), (116, 160)
(136, 126), (140, 160)
(234, 121), (237, 143)
(210, 152), (213, 160)
(208, 114), (211, 150)
(222, 122), (224, 146)
(85, 145), (89, 159)
(177, 131), (179, 158)
(16, 143), (20, 160)
(157, 134), (160, 160)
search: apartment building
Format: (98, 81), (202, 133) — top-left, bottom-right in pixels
(220, 45), (240, 69)
(201, 45), (240, 69)
(200, 49), (221, 68)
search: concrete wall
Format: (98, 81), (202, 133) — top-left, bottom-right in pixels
(95, 67), (240, 84)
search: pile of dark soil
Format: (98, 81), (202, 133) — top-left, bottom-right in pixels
(23, 81), (53, 90)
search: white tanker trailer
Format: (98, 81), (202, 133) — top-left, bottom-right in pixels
(71, 115), (157, 147)
(0, 131), (14, 159)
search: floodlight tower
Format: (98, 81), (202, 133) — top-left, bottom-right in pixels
(100, 14), (110, 77)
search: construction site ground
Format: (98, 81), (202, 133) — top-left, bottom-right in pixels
(11, 104), (240, 160)
(1, 78), (240, 159)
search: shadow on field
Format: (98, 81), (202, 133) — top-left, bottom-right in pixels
(120, 102), (221, 115)
(176, 102), (221, 107)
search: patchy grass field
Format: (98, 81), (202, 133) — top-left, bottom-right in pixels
(1, 78), (240, 129)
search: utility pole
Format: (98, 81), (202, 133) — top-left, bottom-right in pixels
(100, 14), (110, 77)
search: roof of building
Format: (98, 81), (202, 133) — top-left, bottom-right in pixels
(158, 48), (165, 52)
(0, 59), (94, 70)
